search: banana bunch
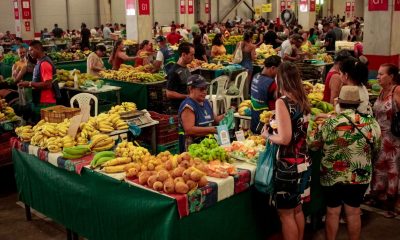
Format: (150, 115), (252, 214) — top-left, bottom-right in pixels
(238, 100), (252, 116)
(213, 54), (233, 62)
(62, 135), (76, 148)
(15, 126), (34, 142)
(46, 137), (63, 153)
(260, 111), (273, 124)
(62, 145), (91, 159)
(96, 114), (115, 133)
(201, 63), (224, 70)
(314, 101), (334, 113)
(0, 112), (6, 121)
(90, 151), (116, 168)
(89, 134), (115, 152)
(108, 102), (137, 114)
(123, 39), (136, 46)
(302, 81), (314, 94)
(307, 92), (324, 104)
(109, 113), (129, 130)
(115, 140), (150, 162)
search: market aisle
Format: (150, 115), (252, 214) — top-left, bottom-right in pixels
(1, 190), (400, 240)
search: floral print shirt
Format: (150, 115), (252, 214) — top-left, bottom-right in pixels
(307, 110), (381, 186)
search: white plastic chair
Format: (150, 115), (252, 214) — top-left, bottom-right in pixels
(70, 93), (98, 116)
(206, 75), (229, 116)
(225, 71), (248, 108)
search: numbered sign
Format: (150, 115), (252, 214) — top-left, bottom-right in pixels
(138, 0), (150, 15)
(368, 0), (388, 11)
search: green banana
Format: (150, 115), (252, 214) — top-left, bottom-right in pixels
(62, 152), (85, 159)
(63, 145), (91, 155)
(92, 156), (114, 168)
(91, 151), (116, 167)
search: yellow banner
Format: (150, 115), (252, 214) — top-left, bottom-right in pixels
(255, 6), (261, 15)
(262, 3), (272, 13)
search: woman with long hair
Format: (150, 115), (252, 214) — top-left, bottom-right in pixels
(262, 62), (311, 240)
(210, 33), (226, 57)
(108, 39), (136, 70)
(235, 31), (257, 97)
(135, 40), (153, 66)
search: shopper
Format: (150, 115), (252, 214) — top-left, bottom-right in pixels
(261, 62), (310, 240)
(103, 24), (112, 39)
(166, 42), (194, 113)
(264, 23), (281, 49)
(153, 36), (175, 73)
(332, 21), (343, 42)
(52, 24), (63, 38)
(254, 26), (265, 46)
(17, 40), (58, 122)
(323, 50), (352, 104)
(210, 33), (226, 57)
(108, 40), (136, 70)
(339, 57), (372, 115)
(11, 46), (28, 83)
(370, 63), (400, 217)
(193, 35), (207, 62)
(280, 34), (304, 62)
(87, 45), (106, 76)
(250, 55), (281, 134)
(166, 27), (182, 45)
(135, 40), (154, 66)
(308, 28), (318, 45)
(323, 23), (336, 52)
(308, 86), (381, 240)
(80, 23), (91, 50)
(178, 74), (225, 152)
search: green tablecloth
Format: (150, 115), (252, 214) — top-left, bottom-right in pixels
(13, 149), (278, 240)
(225, 44), (236, 54)
(102, 79), (148, 110)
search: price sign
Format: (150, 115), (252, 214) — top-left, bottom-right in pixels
(255, 6), (261, 15)
(24, 21), (30, 31)
(138, 0), (150, 15)
(262, 4), (272, 13)
(299, 0), (308, 12)
(235, 131), (245, 142)
(280, 1), (286, 12)
(22, 0), (31, 19)
(368, 0), (388, 11)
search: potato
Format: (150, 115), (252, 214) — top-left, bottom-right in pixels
(163, 179), (175, 194)
(140, 164), (148, 172)
(126, 167), (139, 178)
(174, 177), (185, 184)
(182, 169), (192, 182)
(182, 152), (191, 161)
(147, 163), (155, 171)
(176, 155), (183, 164)
(186, 180), (198, 190)
(147, 175), (158, 187)
(157, 170), (169, 182)
(190, 171), (202, 182)
(175, 182), (189, 194)
(153, 181), (164, 191)
(138, 172), (151, 185)
(198, 176), (208, 187)
(172, 167), (185, 178)
(161, 156), (168, 162)
(155, 165), (165, 171)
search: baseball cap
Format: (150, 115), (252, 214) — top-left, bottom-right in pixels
(155, 36), (166, 42)
(187, 75), (210, 88)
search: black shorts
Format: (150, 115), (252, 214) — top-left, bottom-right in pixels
(322, 184), (369, 208)
(274, 192), (301, 209)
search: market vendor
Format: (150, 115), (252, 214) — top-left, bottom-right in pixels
(153, 36), (175, 73)
(17, 40), (59, 123)
(135, 40), (154, 66)
(87, 45), (106, 76)
(108, 40), (136, 70)
(11, 46), (29, 83)
(166, 42), (194, 113)
(279, 34), (304, 62)
(250, 55), (281, 134)
(178, 74), (225, 152)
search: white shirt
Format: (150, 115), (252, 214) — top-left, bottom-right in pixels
(156, 50), (164, 68)
(279, 39), (292, 58)
(103, 27), (111, 39)
(180, 29), (189, 40)
(90, 28), (97, 36)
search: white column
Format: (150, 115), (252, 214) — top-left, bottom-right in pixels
(298, 0), (316, 30)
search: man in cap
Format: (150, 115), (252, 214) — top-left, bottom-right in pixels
(153, 36), (176, 73)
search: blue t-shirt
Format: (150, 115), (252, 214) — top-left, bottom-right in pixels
(250, 73), (275, 111)
(178, 97), (214, 129)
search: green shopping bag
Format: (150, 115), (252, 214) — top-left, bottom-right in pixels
(255, 141), (278, 194)
(219, 109), (235, 130)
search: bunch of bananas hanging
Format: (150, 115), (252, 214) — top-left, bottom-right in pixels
(15, 126), (34, 142)
(115, 140), (150, 161)
(259, 111), (273, 124)
(89, 134), (115, 152)
(108, 102), (137, 114)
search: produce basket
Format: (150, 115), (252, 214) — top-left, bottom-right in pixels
(40, 105), (80, 123)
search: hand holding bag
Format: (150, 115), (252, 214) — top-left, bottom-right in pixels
(232, 42), (243, 64)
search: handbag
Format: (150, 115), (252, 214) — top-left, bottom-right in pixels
(232, 42), (243, 64)
(342, 114), (378, 162)
(390, 86), (400, 137)
(255, 141), (278, 194)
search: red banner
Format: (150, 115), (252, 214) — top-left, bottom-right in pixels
(310, 0), (316, 11)
(287, 0), (292, 9)
(180, 0), (186, 14)
(346, 2), (351, 12)
(368, 0), (388, 11)
(125, 0), (136, 15)
(13, 0), (19, 20)
(21, 0), (31, 19)
(205, 0), (210, 14)
(188, 0), (194, 14)
(138, 0), (150, 15)
(280, 0), (286, 12)
(24, 21), (30, 31)
(395, 0), (400, 11)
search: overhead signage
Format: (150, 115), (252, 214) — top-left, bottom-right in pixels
(368, 0), (388, 11)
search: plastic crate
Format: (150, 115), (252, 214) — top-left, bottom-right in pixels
(148, 111), (178, 135)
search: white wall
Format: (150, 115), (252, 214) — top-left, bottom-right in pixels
(68, 0), (98, 30)
(152, 0), (177, 26)
(111, 0), (126, 25)
(33, 0), (67, 32)
(0, 0), (15, 34)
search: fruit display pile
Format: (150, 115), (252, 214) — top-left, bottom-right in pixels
(100, 64), (165, 83)
(48, 50), (92, 63)
(238, 100), (252, 116)
(212, 54), (233, 63)
(188, 138), (229, 163)
(0, 98), (17, 122)
(315, 53), (333, 63)
(201, 63), (224, 70)
(1, 53), (19, 65)
(255, 44), (277, 62)
(108, 102), (137, 114)
(224, 35), (243, 45)
(55, 69), (103, 88)
(187, 59), (205, 70)
(304, 82), (334, 115)
(224, 137), (266, 164)
(123, 39), (137, 46)
(259, 110), (273, 124)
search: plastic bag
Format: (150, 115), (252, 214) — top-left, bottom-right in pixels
(232, 42), (243, 64)
(255, 141), (278, 194)
(219, 109), (235, 130)
(18, 87), (26, 106)
(226, 83), (239, 96)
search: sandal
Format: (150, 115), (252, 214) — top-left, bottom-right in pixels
(383, 211), (397, 218)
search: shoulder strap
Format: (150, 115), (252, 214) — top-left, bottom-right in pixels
(341, 113), (374, 148)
